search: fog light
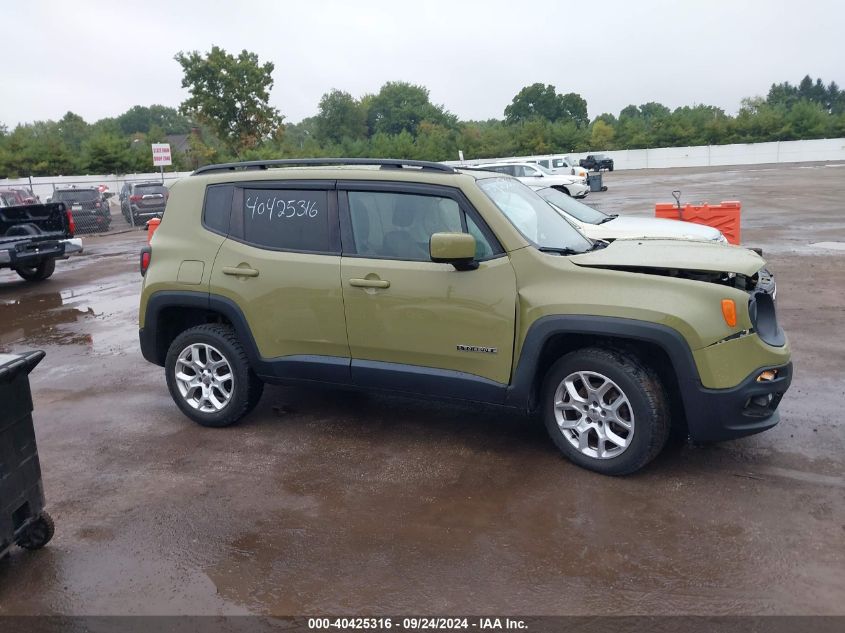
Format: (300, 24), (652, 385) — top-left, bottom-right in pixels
(757, 370), (778, 382)
(750, 394), (774, 407)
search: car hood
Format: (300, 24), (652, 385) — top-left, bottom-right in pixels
(598, 216), (722, 241)
(569, 238), (764, 277)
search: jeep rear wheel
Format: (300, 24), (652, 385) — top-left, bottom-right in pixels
(542, 347), (669, 475)
(165, 324), (263, 427)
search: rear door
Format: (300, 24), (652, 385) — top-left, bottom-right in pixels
(338, 182), (517, 399)
(209, 180), (350, 381)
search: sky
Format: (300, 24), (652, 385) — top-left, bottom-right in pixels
(4, 0), (844, 127)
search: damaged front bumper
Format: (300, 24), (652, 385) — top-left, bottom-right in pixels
(684, 361), (793, 442)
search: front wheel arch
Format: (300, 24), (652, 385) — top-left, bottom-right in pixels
(507, 317), (697, 436)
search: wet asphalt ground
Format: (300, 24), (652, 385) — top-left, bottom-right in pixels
(0, 164), (843, 616)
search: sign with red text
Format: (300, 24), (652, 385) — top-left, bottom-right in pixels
(151, 143), (172, 167)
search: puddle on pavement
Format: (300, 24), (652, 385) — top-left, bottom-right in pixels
(0, 276), (140, 351)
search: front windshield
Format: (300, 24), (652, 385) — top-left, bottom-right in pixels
(534, 187), (612, 224)
(478, 177), (593, 253)
(533, 163), (554, 175)
(552, 158), (570, 169)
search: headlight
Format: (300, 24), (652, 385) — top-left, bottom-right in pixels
(717, 234), (729, 244)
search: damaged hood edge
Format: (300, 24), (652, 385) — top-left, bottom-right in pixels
(569, 238), (765, 277)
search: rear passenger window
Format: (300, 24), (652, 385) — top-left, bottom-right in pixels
(203, 185), (233, 235)
(242, 189), (330, 252)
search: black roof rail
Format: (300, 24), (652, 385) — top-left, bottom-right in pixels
(191, 158), (456, 176)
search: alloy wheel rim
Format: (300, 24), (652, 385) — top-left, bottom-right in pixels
(174, 343), (234, 413)
(553, 371), (635, 459)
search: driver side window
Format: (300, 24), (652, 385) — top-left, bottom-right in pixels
(347, 191), (495, 261)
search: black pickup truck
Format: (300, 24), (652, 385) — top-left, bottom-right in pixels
(0, 202), (79, 281)
(579, 154), (615, 172)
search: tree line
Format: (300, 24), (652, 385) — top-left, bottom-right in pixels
(1, 45), (843, 178)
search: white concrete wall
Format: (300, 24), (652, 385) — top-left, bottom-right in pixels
(446, 137), (845, 171)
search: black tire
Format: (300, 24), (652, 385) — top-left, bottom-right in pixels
(541, 347), (670, 475)
(609, 165), (614, 172)
(246, 374), (265, 415)
(165, 324), (263, 428)
(15, 258), (56, 281)
(16, 512), (55, 550)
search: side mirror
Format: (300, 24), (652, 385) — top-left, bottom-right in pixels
(430, 232), (478, 271)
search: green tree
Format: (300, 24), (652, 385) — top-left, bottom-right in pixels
(0, 122), (78, 177)
(175, 46), (283, 156)
(82, 133), (136, 174)
(782, 100), (830, 139)
(367, 81), (454, 136)
(56, 112), (89, 151)
(505, 83), (561, 123)
(314, 89), (368, 144)
(590, 120), (615, 149)
(414, 121), (456, 160)
(117, 105), (193, 136)
(505, 83), (588, 126)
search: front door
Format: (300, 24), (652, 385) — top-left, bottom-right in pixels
(339, 185), (517, 400)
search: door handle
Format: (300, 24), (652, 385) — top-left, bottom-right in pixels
(222, 266), (259, 277)
(349, 278), (390, 289)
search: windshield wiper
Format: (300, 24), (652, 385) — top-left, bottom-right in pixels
(598, 214), (618, 224)
(538, 246), (580, 255)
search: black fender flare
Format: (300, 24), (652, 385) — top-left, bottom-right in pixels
(504, 315), (703, 413)
(140, 290), (263, 368)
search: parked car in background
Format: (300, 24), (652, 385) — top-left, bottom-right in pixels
(580, 154), (614, 172)
(120, 181), (168, 225)
(532, 186), (728, 243)
(0, 187), (38, 206)
(476, 162), (590, 198)
(527, 156), (589, 180)
(51, 187), (111, 233)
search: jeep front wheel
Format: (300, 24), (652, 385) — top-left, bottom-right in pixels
(165, 324), (263, 427)
(542, 347), (669, 475)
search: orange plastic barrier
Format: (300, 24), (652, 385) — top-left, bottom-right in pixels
(146, 217), (161, 243)
(655, 201), (741, 245)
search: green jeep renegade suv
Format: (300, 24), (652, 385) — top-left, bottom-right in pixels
(139, 158), (791, 475)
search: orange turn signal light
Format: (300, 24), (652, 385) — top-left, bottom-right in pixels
(721, 299), (737, 327)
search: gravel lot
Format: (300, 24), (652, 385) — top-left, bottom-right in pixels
(0, 163), (843, 616)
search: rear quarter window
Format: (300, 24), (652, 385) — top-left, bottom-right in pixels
(202, 185), (233, 235)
